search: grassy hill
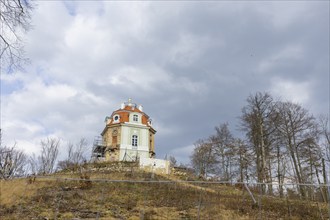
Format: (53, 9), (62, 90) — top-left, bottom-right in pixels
(0, 162), (328, 219)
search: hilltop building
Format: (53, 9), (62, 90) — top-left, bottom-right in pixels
(92, 99), (156, 162)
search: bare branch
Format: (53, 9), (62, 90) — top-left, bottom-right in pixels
(0, 0), (33, 72)
(39, 137), (60, 174)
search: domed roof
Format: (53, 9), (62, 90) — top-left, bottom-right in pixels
(105, 99), (154, 128)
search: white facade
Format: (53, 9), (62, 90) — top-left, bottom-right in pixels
(97, 99), (156, 162)
(118, 123), (150, 161)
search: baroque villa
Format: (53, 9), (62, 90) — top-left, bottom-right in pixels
(92, 99), (156, 161)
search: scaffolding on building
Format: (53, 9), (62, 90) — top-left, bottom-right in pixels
(92, 136), (106, 160)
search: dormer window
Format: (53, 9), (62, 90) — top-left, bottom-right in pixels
(113, 114), (120, 123)
(133, 114), (138, 122)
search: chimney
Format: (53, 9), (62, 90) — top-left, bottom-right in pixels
(128, 98), (132, 106)
(138, 105), (143, 112)
(120, 103), (125, 109)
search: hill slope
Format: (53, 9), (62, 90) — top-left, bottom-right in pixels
(0, 162), (328, 219)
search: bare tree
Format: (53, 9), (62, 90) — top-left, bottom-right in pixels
(190, 139), (217, 179)
(211, 123), (235, 181)
(58, 138), (88, 170)
(276, 101), (317, 198)
(0, 145), (27, 179)
(240, 92), (278, 193)
(234, 138), (252, 183)
(39, 137), (60, 174)
(318, 115), (330, 201)
(0, 130), (27, 179)
(319, 115), (330, 161)
(27, 153), (40, 174)
(0, 0), (33, 71)
(69, 138), (87, 165)
(169, 155), (177, 167)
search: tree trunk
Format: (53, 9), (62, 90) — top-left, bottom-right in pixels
(289, 144), (305, 198)
(259, 118), (267, 193)
(267, 158), (273, 195)
(277, 145), (284, 197)
(322, 158), (329, 203)
(315, 162), (326, 202)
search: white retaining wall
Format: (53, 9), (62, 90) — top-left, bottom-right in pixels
(139, 158), (170, 174)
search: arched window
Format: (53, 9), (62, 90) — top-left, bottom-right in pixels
(132, 135), (138, 148)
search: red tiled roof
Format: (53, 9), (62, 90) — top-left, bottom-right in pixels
(107, 105), (151, 126)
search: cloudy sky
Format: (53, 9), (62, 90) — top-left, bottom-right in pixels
(1, 1), (329, 164)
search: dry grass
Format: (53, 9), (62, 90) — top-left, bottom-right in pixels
(0, 178), (50, 206)
(0, 164), (329, 219)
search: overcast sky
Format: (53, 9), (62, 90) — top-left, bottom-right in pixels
(1, 1), (329, 164)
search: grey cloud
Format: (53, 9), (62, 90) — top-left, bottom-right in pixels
(2, 1), (328, 164)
